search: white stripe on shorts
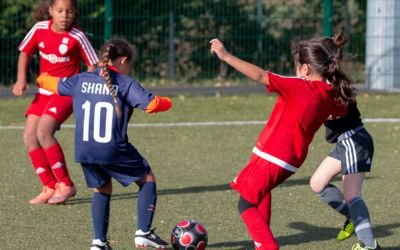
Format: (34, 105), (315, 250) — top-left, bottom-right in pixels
(343, 138), (358, 173)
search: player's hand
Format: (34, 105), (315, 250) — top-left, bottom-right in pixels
(12, 80), (27, 96)
(210, 38), (229, 61)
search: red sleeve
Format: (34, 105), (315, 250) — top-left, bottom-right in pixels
(18, 23), (42, 55)
(267, 72), (306, 98)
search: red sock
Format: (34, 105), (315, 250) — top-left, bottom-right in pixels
(29, 147), (57, 189)
(43, 143), (73, 186)
(257, 192), (272, 225)
(241, 206), (279, 250)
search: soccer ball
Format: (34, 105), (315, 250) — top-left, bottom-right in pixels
(170, 220), (208, 250)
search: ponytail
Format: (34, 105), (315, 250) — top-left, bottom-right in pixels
(101, 44), (122, 117)
(292, 33), (356, 105)
(99, 37), (137, 117)
(325, 33), (356, 104)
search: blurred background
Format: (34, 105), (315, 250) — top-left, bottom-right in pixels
(0, 0), (398, 92)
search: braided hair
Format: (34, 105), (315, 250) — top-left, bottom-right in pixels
(99, 37), (137, 117)
(101, 45), (121, 116)
(292, 33), (356, 105)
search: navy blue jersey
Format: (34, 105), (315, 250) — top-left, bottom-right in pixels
(58, 68), (154, 164)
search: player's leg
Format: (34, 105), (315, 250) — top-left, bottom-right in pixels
(257, 192), (271, 225)
(238, 195), (278, 250)
(344, 173), (380, 249)
(81, 163), (113, 250)
(38, 95), (76, 204)
(134, 170), (168, 249)
(24, 95), (58, 204)
(232, 157), (293, 250)
(91, 181), (113, 250)
(343, 129), (380, 249)
(310, 156), (354, 240)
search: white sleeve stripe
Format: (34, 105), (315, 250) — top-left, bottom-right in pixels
(252, 147), (299, 173)
(70, 29), (97, 65)
(19, 21), (49, 51)
(70, 29), (98, 65)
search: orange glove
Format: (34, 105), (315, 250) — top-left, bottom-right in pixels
(145, 96), (172, 113)
(36, 73), (60, 94)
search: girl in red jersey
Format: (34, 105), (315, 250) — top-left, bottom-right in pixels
(12, 0), (98, 205)
(210, 33), (355, 250)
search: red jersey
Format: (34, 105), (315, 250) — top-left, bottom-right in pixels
(18, 20), (98, 78)
(253, 72), (347, 171)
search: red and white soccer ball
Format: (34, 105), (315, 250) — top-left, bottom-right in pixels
(171, 220), (208, 250)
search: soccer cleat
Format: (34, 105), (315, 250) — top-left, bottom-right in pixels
(135, 229), (168, 249)
(90, 239), (112, 250)
(47, 182), (77, 204)
(352, 240), (382, 250)
(29, 186), (56, 204)
(337, 219), (355, 241)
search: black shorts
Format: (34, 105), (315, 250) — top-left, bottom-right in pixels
(329, 127), (374, 175)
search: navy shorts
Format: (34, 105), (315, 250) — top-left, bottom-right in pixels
(81, 159), (151, 188)
(329, 127), (374, 175)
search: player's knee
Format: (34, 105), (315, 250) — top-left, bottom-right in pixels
(309, 175), (324, 193)
(22, 130), (38, 148)
(137, 170), (156, 185)
(36, 127), (53, 144)
(95, 181), (112, 194)
(237, 196), (254, 214)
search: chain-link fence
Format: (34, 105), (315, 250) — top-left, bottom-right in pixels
(0, 0), (370, 89)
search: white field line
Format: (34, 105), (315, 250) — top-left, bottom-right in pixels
(0, 118), (399, 130)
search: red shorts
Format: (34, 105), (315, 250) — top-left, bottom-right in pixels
(26, 93), (73, 123)
(230, 154), (294, 205)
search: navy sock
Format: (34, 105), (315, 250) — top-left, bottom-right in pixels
(91, 192), (111, 241)
(137, 182), (157, 232)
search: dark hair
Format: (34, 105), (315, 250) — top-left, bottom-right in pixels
(99, 37), (138, 117)
(32, 0), (79, 26)
(292, 33), (356, 104)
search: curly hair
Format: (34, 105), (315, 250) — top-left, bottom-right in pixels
(32, 0), (79, 26)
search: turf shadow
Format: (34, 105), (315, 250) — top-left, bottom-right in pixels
(66, 177), (318, 205)
(66, 183), (231, 205)
(276, 221), (400, 246)
(206, 240), (254, 249)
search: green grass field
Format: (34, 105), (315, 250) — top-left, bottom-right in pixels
(0, 93), (399, 250)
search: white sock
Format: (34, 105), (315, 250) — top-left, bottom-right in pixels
(135, 229), (150, 236)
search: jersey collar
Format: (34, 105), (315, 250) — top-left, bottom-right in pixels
(99, 65), (121, 77)
(107, 65), (121, 74)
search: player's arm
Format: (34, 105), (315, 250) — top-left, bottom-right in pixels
(145, 96), (172, 113)
(36, 73), (60, 94)
(12, 52), (30, 96)
(87, 65), (96, 72)
(210, 38), (269, 86)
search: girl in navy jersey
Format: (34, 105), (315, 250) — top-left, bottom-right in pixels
(12, 0), (98, 204)
(37, 37), (170, 250)
(210, 33), (354, 250)
(310, 102), (381, 250)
